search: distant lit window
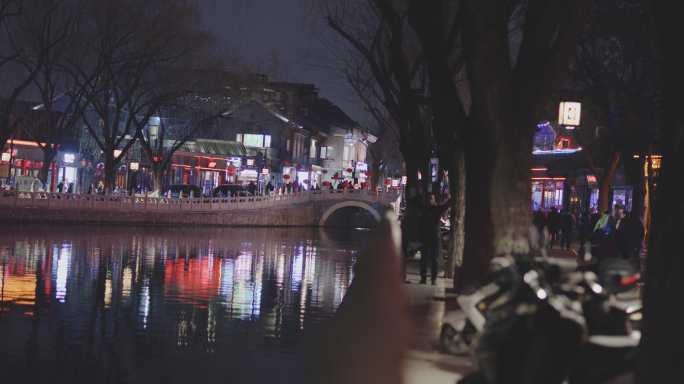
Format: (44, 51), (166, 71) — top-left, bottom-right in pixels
(310, 139), (317, 159)
(237, 134), (271, 148)
(343, 145), (351, 162)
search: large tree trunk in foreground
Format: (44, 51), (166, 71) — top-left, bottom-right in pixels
(447, 151), (466, 283)
(457, 0), (590, 291)
(639, 1), (684, 382)
(461, 0), (533, 273)
(457, 141), (495, 292)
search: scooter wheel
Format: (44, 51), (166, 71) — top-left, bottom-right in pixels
(439, 323), (471, 355)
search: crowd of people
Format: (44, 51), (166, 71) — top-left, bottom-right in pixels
(533, 204), (644, 267)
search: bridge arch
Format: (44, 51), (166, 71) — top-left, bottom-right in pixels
(319, 200), (382, 227)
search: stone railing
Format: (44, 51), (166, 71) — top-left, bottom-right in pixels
(0, 189), (398, 212)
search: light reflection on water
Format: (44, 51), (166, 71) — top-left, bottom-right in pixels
(0, 226), (365, 384)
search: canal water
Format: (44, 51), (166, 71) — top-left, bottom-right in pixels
(0, 225), (369, 384)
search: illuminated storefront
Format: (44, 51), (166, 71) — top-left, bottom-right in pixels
(169, 140), (246, 194)
(531, 177), (566, 211)
(1, 140), (82, 192)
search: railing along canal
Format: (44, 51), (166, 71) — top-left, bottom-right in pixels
(0, 190), (398, 212)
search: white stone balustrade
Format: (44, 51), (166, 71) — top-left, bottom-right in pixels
(0, 190), (397, 213)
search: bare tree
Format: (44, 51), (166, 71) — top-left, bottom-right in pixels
(64, 0), (214, 193)
(135, 93), (231, 194)
(12, 0), (85, 188)
(571, 0), (658, 214)
(320, 0), (429, 194)
(0, 0), (46, 151)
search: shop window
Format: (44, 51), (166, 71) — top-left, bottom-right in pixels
(321, 146), (332, 160)
(612, 188), (633, 212)
(590, 189), (599, 210)
(532, 181), (543, 211)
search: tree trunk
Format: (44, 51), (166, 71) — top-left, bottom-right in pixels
(643, 155), (655, 244)
(599, 152), (621, 213)
(0, 134), (8, 156)
(447, 151), (466, 284)
(152, 165), (164, 194)
(38, 149), (57, 189)
(639, 2), (684, 381)
(640, 128), (684, 384)
(103, 152), (117, 195)
(460, 0), (536, 283)
(456, 142), (494, 292)
(625, 154), (645, 219)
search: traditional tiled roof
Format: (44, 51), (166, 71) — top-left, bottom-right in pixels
(175, 139), (246, 157)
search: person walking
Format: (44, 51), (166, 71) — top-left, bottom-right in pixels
(578, 209), (593, 256)
(419, 193), (451, 285)
(547, 207), (560, 249)
(57, 181), (64, 193)
(533, 210), (547, 246)
(560, 208), (575, 251)
(614, 205), (642, 265)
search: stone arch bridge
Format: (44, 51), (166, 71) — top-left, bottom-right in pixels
(0, 190), (399, 228)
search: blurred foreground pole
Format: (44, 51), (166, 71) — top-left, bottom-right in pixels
(640, 1), (684, 382)
(304, 210), (412, 384)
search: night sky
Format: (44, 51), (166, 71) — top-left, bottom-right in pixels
(199, 0), (364, 124)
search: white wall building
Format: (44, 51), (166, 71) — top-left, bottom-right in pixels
(322, 126), (377, 184)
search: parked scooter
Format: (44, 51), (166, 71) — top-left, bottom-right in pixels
(449, 255), (641, 384)
(439, 257), (516, 355)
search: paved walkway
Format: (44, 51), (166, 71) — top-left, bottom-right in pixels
(400, 245), (580, 384)
(402, 258), (469, 384)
